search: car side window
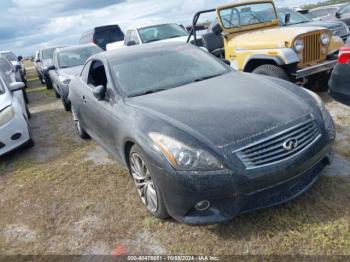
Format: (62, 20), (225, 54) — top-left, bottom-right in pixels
(129, 30), (140, 45)
(81, 61), (92, 83)
(87, 60), (108, 88)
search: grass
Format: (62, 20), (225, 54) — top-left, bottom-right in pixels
(0, 71), (349, 256)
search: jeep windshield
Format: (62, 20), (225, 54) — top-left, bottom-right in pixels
(278, 8), (311, 26)
(219, 2), (277, 29)
(110, 45), (230, 97)
(138, 24), (189, 43)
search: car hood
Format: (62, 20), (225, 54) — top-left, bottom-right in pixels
(231, 26), (326, 50)
(127, 72), (312, 149)
(59, 65), (83, 77)
(290, 20), (347, 30)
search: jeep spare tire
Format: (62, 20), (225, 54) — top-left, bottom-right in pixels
(253, 64), (290, 81)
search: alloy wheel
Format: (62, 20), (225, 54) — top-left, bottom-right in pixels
(130, 152), (158, 213)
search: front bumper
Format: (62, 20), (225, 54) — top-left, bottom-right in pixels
(0, 113), (30, 157)
(295, 59), (337, 79)
(149, 141), (334, 225)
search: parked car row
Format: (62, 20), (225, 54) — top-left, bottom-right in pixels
(7, 0), (349, 225)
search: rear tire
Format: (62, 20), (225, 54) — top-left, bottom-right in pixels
(253, 64), (290, 81)
(129, 145), (169, 219)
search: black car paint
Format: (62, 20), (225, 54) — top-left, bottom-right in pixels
(329, 62), (350, 106)
(69, 43), (334, 225)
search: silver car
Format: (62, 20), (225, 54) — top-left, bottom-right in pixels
(49, 44), (102, 111)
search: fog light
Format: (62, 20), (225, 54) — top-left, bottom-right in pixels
(195, 200), (211, 211)
(11, 133), (21, 140)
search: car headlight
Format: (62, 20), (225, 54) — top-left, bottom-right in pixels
(149, 133), (224, 171)
(304, 89), (335, 140)
(320, 32), (330, 46)
(59, 75), (71, 85)
(0, 106), (15, 127)
(293, 38), (304, 53)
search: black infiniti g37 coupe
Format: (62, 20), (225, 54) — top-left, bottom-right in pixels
(68, 42), (335, 225)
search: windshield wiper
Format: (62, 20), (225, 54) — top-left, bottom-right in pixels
(167, 35), (185, 39)
(193, 73), (224, 83)
(129, 88), (169, 97)
(144, 39), (162, 43)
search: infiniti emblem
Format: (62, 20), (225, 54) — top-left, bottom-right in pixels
(283, 138), (298, 151)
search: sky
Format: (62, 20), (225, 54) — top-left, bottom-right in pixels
(0, 0), (325, 56)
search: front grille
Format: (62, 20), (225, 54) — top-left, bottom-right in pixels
(299, 32), (326, 67)
(236, 119), (321, 169)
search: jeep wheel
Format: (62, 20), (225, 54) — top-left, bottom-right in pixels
(253, 65), (290, 81)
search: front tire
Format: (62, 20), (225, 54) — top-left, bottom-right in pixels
(72, 107), (89, 139)
(62, 98), (71, 112)
(129, 145), (168, 219)
(253, 64), (290, 81)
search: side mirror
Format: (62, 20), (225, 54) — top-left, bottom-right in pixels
(92, 85), (106, 101)
(18, 56), (23, 62)
(35, 59), (41, 63)
(9, 82), (25, 92)
(127, 40), (137, 46)
(285, 13), (291, 25)
(336, 12), (341, 19)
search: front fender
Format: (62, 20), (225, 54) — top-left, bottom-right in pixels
(231, 48), (300, 71)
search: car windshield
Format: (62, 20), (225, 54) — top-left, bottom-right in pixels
(0, 58), (14, 73)
(42, 48), (57, 60)
(110, 45), (231, 97)
(58, 46), (102, 68)
(138, 24), (189, 43)
(278, 8), (311, 25)
(0, 52), (17, 62)
(219, 3), (277, 29)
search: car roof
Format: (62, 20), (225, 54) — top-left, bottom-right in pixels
(92, 42), (193, 62)
(55, 44), (101, 53)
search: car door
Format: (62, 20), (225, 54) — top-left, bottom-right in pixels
(79, 59), (119, 152)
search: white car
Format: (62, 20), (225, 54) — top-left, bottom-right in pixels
(0, 74), (33, 157)
(107, 23), (197, 51)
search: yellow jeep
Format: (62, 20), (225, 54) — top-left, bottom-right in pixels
(188, 0), (344, 84)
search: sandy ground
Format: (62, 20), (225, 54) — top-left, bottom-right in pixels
(0, 72), (349, 256)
